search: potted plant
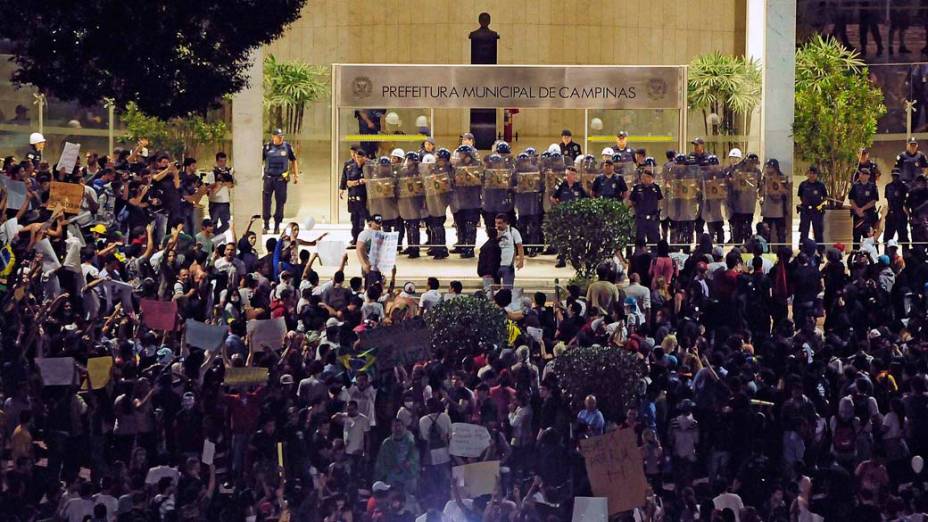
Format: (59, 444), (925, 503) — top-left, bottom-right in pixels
(793, 35), (886, 244)
(687, 52), (762, 155)
(263, 54), (329, 137)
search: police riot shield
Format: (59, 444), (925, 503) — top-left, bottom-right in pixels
(700, 164), (728, 223)
(513, 155), (542, 217)
(422, 162), (452, 218)
(542, 155), (566, 213)
(761, 168), (789, 219)
(482, 154), (513, 214)
(668, 164), (700, 222)
(729, 162), (761, 215)
(363, 163), (399, 221)
(615, 161), (638, 191)
(658, 162), (674, 220)
(578, 156), (600, 197)
(450, 155), (483, 212)
(396, 160), (425, 220)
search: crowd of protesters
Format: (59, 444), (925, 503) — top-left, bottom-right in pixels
(2, 136), (928, 522)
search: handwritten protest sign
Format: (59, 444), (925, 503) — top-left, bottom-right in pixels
(87, 356), (113, 390)
(49, 181), (85, 214)
(140, 299), (178, 331)
(368, 230), (399, 273)
(246, 317), (287, 351)
(145, 466), (178, 485)
(572, 497), (608, 522)
(579, 428), (647, 515)
(201, 440), (216, 465)
(449, 423), (491, 458)
(185, 319), (227, 352)
(36, 357), (77, 386)
(55, 142), (81, 174)
(0, 177), (27, 210)
(317, 240), (348, 266)
(357, 317), (431, 369)
(224, 367), (269, 387)
(452, 461), (499, 498)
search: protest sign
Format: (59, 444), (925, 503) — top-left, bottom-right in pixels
(36, 357), (77, 386)
(34, 238), (62, 273)
(572, 497), (608, 522)
(55, 142), (81, 174)
(145, 466), (178, 485)
(449, 423), (491, 458)
(317, 240), (348, 266)
(185, 319), (227, 352)
(224, 367), (269, 387)
(368, 230), (399, 273)
(246, 317), (287, 351)
(0, 218), (20, 244)
(579, 428), (648, 515)
(202, 440), (216, 465)
(87, 356), (113, 390)
(0, 177), (27, 210)
(49, 181), (84, 214)
(140, 299), (178, 331)
(451, 461), (499, 498)
(357, 317), (431, 369)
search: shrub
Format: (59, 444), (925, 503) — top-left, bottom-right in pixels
(425, 296), (507, 360)
(553, 345), (647, 422)
(543, 198), (634, 279)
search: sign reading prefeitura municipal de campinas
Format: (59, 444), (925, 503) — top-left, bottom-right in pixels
(335, 64), (684, 110)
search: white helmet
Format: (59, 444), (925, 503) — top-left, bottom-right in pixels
(728, 148), (743, 159)
(29, 132), (45, 145)
(601, 147), (615, 157)
(547, 143), (560, 154)
(390, 148), (405, 159)
(421, 153), (436, 164)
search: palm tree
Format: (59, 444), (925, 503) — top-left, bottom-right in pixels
(687, 52), (762, 154)
(263, 55), (330, 137)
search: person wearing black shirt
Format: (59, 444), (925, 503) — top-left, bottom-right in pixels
(558, 129), (582, 162)
(687, 137), (709, 166)
(354, 109), (384, 158)
(613, 130), (635, 162)
(884, 168), (910, 245)
(551, 167), (588, 268)
(907, 175), (928, 253)
(591, 159), (627, 199)
(848, 168), (879, 248)
(797, 165), (827, 244)
(630, 167), (663, 244)
(854, 147), (882, 182)
(339, 146), (368, 246)
(895, 137), (928, 186)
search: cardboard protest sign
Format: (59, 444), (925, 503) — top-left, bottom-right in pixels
(55, 142), (81, 175)
(449, 423), (491, 458)
(201, 440), (216, 465)
(368, 230), (399, 273)
(579, 428), (648, 516)
(451, 460), (499, 498)
(87, 356), (113, 390)
(0, 177), (27, 210)
(49, 181), (85, 214)
(317, 240), (348, 266)
(140, 299), (178, 331)
(185, 319), (227, 352)
(246, 317), (287, 351)
(357, 317), (431, 369)
(572, 497), (608, 522)
(36, 357), (77, 386)
(224, 367), (269, 387)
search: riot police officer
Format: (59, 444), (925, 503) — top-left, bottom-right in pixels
(797, 165), (827, 244)
(700, 155), (728, 244)
(422, 149), (453, 259)
(28, 132), (45, 168)
(668, 154), (700, 246)
(262, 128), (298, 234)
(761, 158), (789, 246)
(512, 151), (543, 257)
(906, 175), (928, 254)
(659, 150), (677, 240)
(551, 166), (588, 267)
(397, 151), (425, 258)
(728, 151), (761, 245)
(340, 147), (368, 245)
(884, 168), (910, 245)
(592, 159), (628, 200)
(849, 167), (879, 248)
(364, 156), (400, 243)
(854, 147), (882, 182)
(895, 137), (928, 186)
(541, 150), (566, 255)
(482, 142), (515, 231)
(630, 161), (663, 244)
(613, 131), (634, 162)
(451, 145), (483, 258)
(687, 137), (710, 166)
(559, 129), (582, 162)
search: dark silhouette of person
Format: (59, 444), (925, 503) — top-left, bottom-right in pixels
(469, 12), (499, 65)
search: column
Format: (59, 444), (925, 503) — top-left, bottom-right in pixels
(232, 47), (264, 235)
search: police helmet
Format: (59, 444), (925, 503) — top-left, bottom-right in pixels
(390, 148), (405, 159)
(707, 155), (720, 165)
(611, 154), (623, 163)
(455, 145), (474, 155)
(765, 158), (780, 170)
(378, 156), (391, 166)
(487, 153), (503, 163)
(436, 148), (452, 161)
(404, 151), (420, 162)
(525, 147), (537, 156)
(421, 154), (436, 165)
(674, 154), (688, 164)
(746, 153), (760, 161)
(549, 150), (563, 160)
(496, 142), (511, 154)
(644, 156), (658, 167)
(517, 152), (530, 161)
(540, 151), (551, 160)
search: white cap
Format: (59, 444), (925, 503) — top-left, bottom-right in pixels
(887, 239), (899, 249)
(547, 144), (560, 154)
(601, 147), (615, 156)
(390, 148), (405, 159)
(372, 481), (391, 493)
(421, 153), (436, 164)
(29, 132), (45, 145)
(728, 148), (743, 159)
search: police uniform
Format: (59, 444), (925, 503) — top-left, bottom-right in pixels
(613, 146), (635, 164)
(699, 158), (728, 244)
(339, 157), (368, 244)
(853, 159), (882, 183)
(760, 160), (790, 245)
(728, 158), (761, 244)
(883, 173), (909, 244)
(591, 168), (628, 200)
(906, 178), (928, 253)
(848, 178), (879, 247)
(630, 181), (662, 243)
(895, 149), (928, 186)
(262, 139), (296, 231)
(797, 177), (827, 244)
(451, 146), (483, 258)
(559, 141), (582, 163)
(551, 179), (588, 203)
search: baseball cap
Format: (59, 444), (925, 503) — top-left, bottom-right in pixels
(90, 224), (107, 234)
(372, 481), (391, 493)
(325, 317), (343, 328)
(367, 214), (383, 224)
(272, 128), (284, 136)
(601, 147), (615, 156)
(279, 374), (295, 385)
(728, 148), (743, 158)
(868, 328), (882, 340)
(403, 282), (416, 294)
(617, 130), (629, 138)
(462, 132), (475, 140)
(424, 137), (436, 145)
(909, 137), (918, 145)
(691, 137), (705, 145)
(887, 239), (900, 249)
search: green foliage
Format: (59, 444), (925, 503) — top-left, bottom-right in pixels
(543, 198), (634, 280)
(0, 0), (307, 119)
(687, 52), (762, 152)
(264, 55), (330, 136)
(122, 102), (228, 159)
(552, 345), (647, 422)
(794, 35), (885, 207)
(425, 296), (507, 360)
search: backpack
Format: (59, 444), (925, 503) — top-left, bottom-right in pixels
(833, 417), (856, 453)
(427, 414), (446, 450)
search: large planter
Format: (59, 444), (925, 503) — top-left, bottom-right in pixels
(823, 207), (853, 245)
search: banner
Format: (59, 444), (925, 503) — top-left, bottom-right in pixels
(246, 317), (287, 351)
(368, 230), (399, 273)
(579, 428), (648, 515)
(49, 181), (84, 214)
(0, 177), (27, 210)
(451, 460), (499, 498)
(55, 142), (81, 174)
(449, 423), (491, 458)
(140, 299), (178, 331)
(317, 240), (348, 266)
(185, 319), (227, 352)
(36, 357), (77, 386)
(357, 317), (431, 369)
(87, 356), (113, 390)
(572, 497), (609, 522)
(224, 367), (269, 387)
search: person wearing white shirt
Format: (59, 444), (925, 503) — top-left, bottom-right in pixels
(331, 401), (370, 457)
(347, 372), (377, 427)
(419, 277), (443, 313)
(625, 273), (651, 320)
(494, 214), (524, 288)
